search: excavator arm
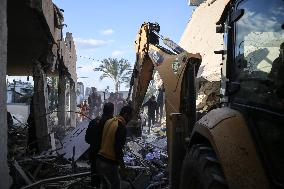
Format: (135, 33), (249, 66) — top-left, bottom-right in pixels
(129, 22), (201, 120)
(127, 22), (201, 187)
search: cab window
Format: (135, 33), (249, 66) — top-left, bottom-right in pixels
(233, 0), (284, 111)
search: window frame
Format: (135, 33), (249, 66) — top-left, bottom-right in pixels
(229, 0), (284, 113)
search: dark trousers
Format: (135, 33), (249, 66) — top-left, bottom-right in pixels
(158, 104), (163, 122)
(91, 159), (101, 187)
(96, 157), (120, 189)
(148, 115), (155, 133)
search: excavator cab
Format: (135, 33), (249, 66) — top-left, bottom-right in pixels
(227, 0), (284, 112)
(179, 0), (284, 188)
(224, 0), (284, 187)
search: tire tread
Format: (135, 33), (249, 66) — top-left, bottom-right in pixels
(180, 144), (228, 189)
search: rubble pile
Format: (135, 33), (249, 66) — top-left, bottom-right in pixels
(8, 121), (91, 189)
(8, 117), (169, 188)
(123, 120), (168, 188)
(8, 124), (28, 160)
(9, 154), (91, 188)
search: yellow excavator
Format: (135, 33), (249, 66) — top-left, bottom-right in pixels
(128, 0), (284, 188)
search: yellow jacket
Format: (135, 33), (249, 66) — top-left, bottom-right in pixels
(98, 116), (126, 161)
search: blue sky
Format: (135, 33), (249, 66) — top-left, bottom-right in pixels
(53, 0), (194, 91)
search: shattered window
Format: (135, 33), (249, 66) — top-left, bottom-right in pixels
(234, 0), (284, 111)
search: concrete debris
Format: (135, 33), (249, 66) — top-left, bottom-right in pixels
(8, 124), (28, 160)
(180, 0), (230, 113)
(21, 172), (91, 189)
(9, 152), (90, 189)
(123, 121), (169, 188)
(196, 80), (220, 113)
(7, 120), (90, 188)
(8, 115), (168, 188)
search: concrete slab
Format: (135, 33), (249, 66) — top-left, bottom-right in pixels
(58, 121), (90, 161)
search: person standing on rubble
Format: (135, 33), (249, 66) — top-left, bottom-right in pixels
(79, 100), (90, 121)
(117, 93), (126, 114)
(96, 106), (133, 189)
(88, 88), (102, 118)
(157, 86), (165, 123)
(85, 102), (114, 187)
(142, 95), (158, 133)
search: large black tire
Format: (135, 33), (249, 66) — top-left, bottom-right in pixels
(180, 144), (228, 189)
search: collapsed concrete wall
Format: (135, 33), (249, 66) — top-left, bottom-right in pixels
(65, 32), (77, 82)
(5, 0), (77, 155)
(180, 0), (230, 111)
(0, 0), (10, 187)
(58, 32), (77, 127)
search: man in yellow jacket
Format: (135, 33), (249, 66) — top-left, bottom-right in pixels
(96, 106), (133, 189)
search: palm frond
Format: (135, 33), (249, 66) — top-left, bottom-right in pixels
(95, 57), (133, 91)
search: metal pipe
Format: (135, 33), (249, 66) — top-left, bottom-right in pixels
(21, 172), (91, 189)
(152, 30), (185, 54)
(152, 30), (164, 40)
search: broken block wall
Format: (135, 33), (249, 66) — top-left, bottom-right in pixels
(179, 0), (230, 111)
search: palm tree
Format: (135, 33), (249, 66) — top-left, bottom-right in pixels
(95, 58), (132, 92)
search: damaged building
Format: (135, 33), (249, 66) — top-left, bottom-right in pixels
(180, 0), (230, 112)
(2, 0), (281, 188)
(0, 0), (77, 187)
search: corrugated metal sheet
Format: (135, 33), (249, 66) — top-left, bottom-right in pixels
(58, 121), (89, 161)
